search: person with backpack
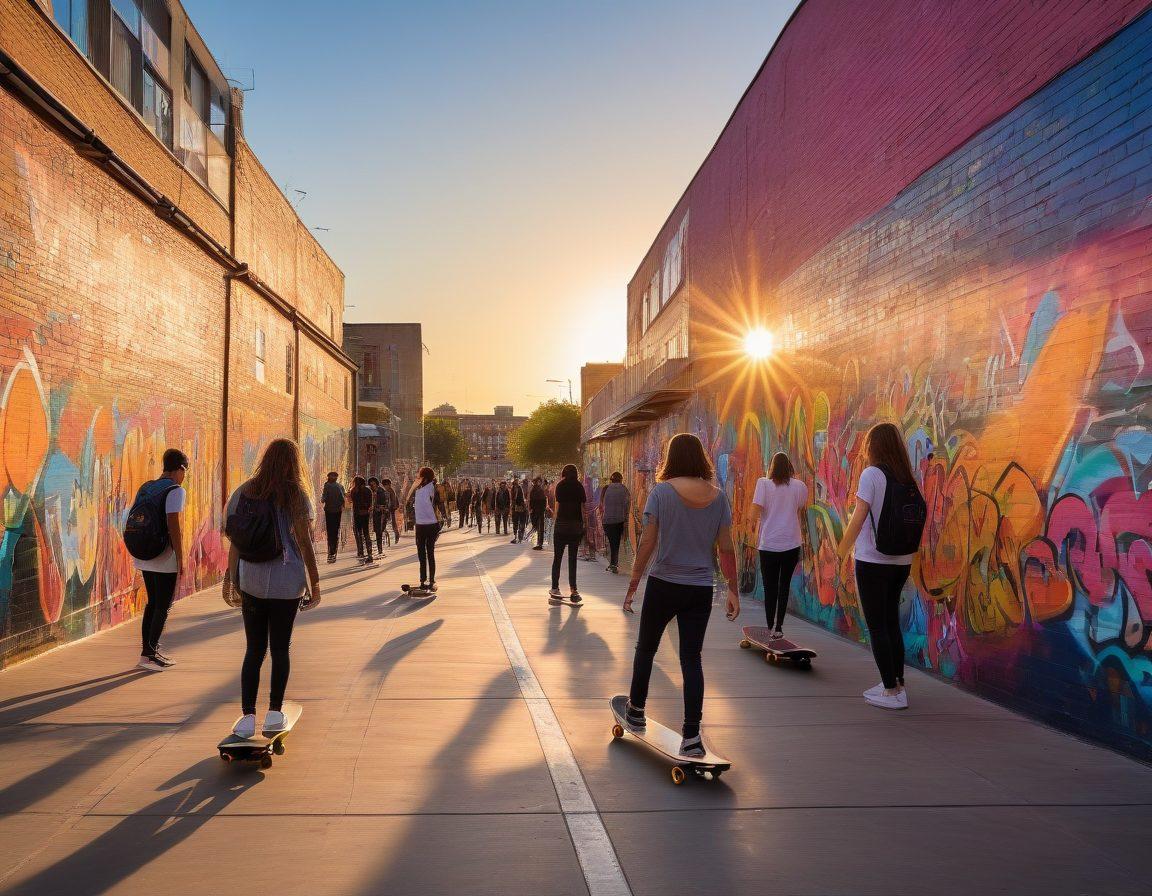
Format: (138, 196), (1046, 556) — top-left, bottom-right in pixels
(405, 467), (444, 592)
(458, 479), (473, 528)
(348, 476), (376, 565)
(621, 433), (740, 758)
(837, 422), (927, 711)
(510, 477), (528, 544)
(224, 438), (321, 738)
(598, 472), (630, 573)
(381, 478), (401, 543)
(125, 448), (189, 671)
(529, 476), (548, 550)
(749, 452), (809, 641)
(320, 472), (345, 563)
(494, 481), (511, 536)
(368, 476), (389, 555)
(549, 464), (587, 603)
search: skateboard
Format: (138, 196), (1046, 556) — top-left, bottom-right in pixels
(401, 583), (436, 597)
(548, 593), (583, 607)
(218, 701), (303, 769)
(609, 695), (730, 784)
(739, 626), (817, 667)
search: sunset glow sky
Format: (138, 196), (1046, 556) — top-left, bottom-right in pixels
(189, 0), (799, 413)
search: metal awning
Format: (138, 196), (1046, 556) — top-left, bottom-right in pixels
(581, 388), (692, 443)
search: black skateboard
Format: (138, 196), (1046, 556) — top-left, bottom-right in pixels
(610, 695), (730, 784)
(401, 583), (436, 597)
(740, 626), (816, 667)
(218, 701), (303, 769)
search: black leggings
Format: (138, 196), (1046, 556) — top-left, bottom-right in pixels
(140, 570), (177, 657)
(372, 511), (387, 553)
(240, 592), (299, 715)
(855, 560), (911, 689)
(324, 511), (341, 557)
(475, 509), (484, 533)
(459, 501), (471, 528)
(415, 522), (439, 584)
(628, 576), (713, 737)
(495, 509), (510, 534)
(758, 547), (800, 629)
(531, 508), (546, 546)
(603, 522), (625, 567)
(353, 513), (373, 559)
(551, 535), (582, 590)
(512, 510), (527, 540)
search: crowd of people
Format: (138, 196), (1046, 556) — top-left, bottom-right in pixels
(123, 422), (926, 756)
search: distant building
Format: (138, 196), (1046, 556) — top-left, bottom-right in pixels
(344, 323), (423, 472)
(429, 405), (528, 478)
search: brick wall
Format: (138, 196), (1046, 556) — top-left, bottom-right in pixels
(589, 1), (1152, 758)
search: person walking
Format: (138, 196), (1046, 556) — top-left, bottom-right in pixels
(369, 476), (389, 555)
(472, 486), (485, 534)
(549, 464), (587, 603)
(529, 476), (548, 550)
(224, 438), (321, 738)
(320, 471), (345, 563)
(836, 422), (927, 711)
(405, 467), (444, 592)
(348, 476), (376, 564)
(598, 472), (630, 574)
(381, 478), (401, 544)
(749, 452), (809, 640)
(510, 477), (528, 543)
(458, 478), (473, 528)
(621, 433), (740, 758)
(494, 480), (511, 536)
(127, 448), (188, 671)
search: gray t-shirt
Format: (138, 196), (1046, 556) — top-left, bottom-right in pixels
(600, 482), (631, 525)
(643, 481), (732, 587)
(227, 482), (313, 600)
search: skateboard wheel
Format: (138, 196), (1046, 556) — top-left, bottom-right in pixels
(765, 653), (774, 664)
(221, 753), (232, 763)
(260, 755), (273, 770)
(273, 741), (286, 755)
(739, 639), (751, 649)
(712, 770), (723, 781)
(670, 767), (686, 785)
(611, 724), (624, 739)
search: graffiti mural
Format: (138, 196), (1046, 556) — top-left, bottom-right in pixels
(587, 10), (1152, 756)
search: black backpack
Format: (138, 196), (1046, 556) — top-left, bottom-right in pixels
(123, 480), (179, 560)
(869, 466), (927, 556)
(225, 492), (283, 563)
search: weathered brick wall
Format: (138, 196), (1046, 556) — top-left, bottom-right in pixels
(233, 141), (298, 302)
(299, 336), (352, 496)
(592, 1), (1152, 758)
(0, 88), (227, 665)
(296, 219), (343, 346)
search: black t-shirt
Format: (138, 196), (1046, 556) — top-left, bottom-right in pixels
(529, 484), (546, 508)
(554, 478), (586, 522)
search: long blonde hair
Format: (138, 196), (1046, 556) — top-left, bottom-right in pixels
(246, 439), (313, 517)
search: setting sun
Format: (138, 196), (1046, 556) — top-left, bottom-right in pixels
(743, 328), (775, 359)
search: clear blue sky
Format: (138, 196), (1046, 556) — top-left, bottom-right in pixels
(187, 0), (799, 413)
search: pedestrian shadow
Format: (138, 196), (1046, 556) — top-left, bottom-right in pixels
(363, 593), (438, 621)
(0, 670), (144, 728)
(3, 756), (261, 895)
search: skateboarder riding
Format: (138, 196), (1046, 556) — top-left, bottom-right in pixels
(622, 433), (739, 758)
(405, 466), (444, 592)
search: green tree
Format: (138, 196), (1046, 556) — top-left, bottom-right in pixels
(423, 415), (468, 474)
(509, 400), (581, 467)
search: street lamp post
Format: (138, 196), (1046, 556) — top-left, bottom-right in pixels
(546, 378), (573, 403)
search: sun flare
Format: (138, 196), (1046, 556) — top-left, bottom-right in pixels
(743, 328), (775, 360)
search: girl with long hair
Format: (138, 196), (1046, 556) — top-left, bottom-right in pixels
(405, 466), (444, 591)
(623, 433), (740, 758)
(837, 422), (922, 710)
(225, 439), (321, 739)
(749, 452), (809, 640)
(549, 463), (587, 602)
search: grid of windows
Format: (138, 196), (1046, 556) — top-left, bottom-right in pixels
(182, 49), (229, 201)
(640, 213), (688, 333)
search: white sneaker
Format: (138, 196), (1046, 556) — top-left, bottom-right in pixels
(863, 682), (886, 699)
(137, 655), (165, 672)
(262, 710), (288, 734)
(233, 713), (257, 738)
(865, 691), (908, 711)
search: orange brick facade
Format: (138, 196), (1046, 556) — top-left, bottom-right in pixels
(0, 0), (354, 666)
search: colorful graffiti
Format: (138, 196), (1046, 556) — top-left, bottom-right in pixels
(586, 9), (1152, 756)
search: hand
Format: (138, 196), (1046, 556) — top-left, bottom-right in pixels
(623, 580), (640, 614)
(725, 587), (740, 621)
(302, 582), (322, 610)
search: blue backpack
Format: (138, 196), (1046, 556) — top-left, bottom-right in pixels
(123, 480), (179, 560)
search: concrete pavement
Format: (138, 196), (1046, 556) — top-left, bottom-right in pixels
(1, 527), (1151, 895)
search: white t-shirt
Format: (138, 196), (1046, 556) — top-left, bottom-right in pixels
(414, 482), (438, 525)
(132, 485), (187, 573)
(854, 466), (917, 565)
(752, 477), (808, 551)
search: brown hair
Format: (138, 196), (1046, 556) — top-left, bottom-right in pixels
(768, 452), (794, 485)
(246, 439), (313, 517)
(610, 471), (623, 483)
(561, 463), (578, 480)
(417, 466), (436, 487)
(864, 422), (916, 484)
(657, 433), (714, 481)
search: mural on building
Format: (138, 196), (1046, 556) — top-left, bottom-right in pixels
(586, 10), (1152, 756)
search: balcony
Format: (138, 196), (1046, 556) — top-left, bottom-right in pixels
(581, 356), (691, 444)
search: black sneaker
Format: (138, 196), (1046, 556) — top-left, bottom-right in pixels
(327, 554), (336, 564)
(532, 545), (544, 551)
(569, 592), (582, 604)
(625, 701), (646, 731)
(153, 652), (176, 668)
(679, 735), (705, 759)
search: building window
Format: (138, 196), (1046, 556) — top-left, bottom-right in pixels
(362, 347), (379, 386)
(104, 0), (173, 148)
(183, 48), (229, 201)
(661, 214), (688, 306)
(344, 375), (350, 410)
(285, 344), (294, 395)
(52, 0), (89, 54)
(255, 326), (266, 384)
(328, 305), (335, 338)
